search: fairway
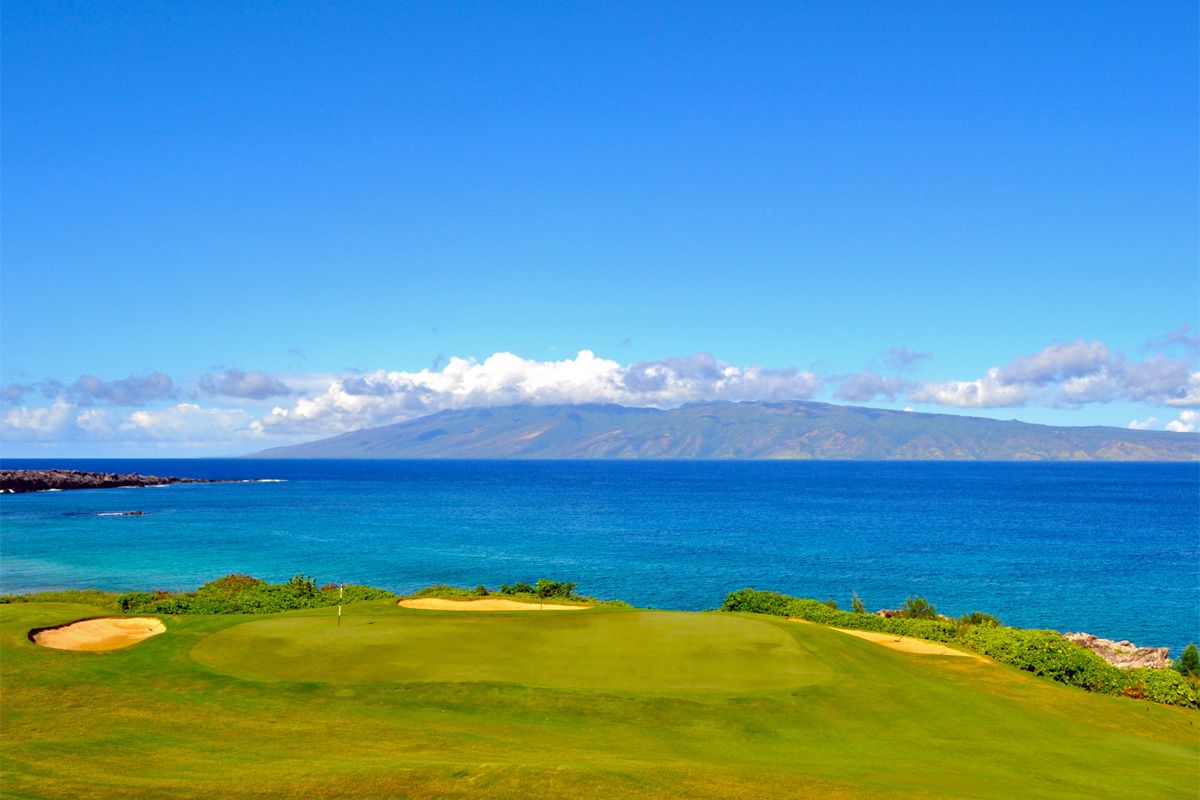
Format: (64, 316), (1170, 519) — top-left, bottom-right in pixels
(192, 609), (830, 691)
(3, 600), (1197, 799)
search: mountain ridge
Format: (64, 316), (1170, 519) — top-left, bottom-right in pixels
(250, 400), (1198, 461)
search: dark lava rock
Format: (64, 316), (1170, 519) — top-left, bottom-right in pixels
(0, 469), (222, 494)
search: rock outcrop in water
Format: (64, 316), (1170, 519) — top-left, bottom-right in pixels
(0, 469), (222, 494)
(1063, 632), (1172, 669)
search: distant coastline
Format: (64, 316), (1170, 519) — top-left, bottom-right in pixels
(0, 469), (229, 494)
(250, 400), (1200, 461)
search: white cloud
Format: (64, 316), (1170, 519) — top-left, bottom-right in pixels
(260, 351), (822, 435)
(1166, 410), (1199, 433)
(2, 398), (80, 440)
(1128, 417), (1159, 430)
(2, 342), (1196, 453)
(119, 403), (257, 442)
(909, 341), (1198, 409)
(908, 367), (1032, 408)
(198, 369), (293, 400)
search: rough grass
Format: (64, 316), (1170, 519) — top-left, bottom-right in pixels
(2, 600), (1197, 799)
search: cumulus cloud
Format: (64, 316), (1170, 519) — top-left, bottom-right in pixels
(260, 351), (822, 436)
(199, 369), (294, 400)
(3, 342), (1197, 452)
(835, 372), (913, 403)
(120, 403), (258, 442)
(3, 398), (256, 450)
(1127, 417), (1159, 430)
(909, 341), (1199, 409)
(69, 371), (175, 405)
(1166, 410), (1199, 433)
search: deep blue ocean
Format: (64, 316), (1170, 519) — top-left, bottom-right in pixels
(2, 459), (1196, 651)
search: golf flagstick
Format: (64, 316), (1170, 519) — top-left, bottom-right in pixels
(338, 583), (343, 627)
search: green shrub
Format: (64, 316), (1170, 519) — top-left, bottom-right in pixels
(500, 582), (534, 595)
(720, 588), (1196, 709)
(851, 592), (866, 614)
(535, 579), (577, 599)
(202, 574), (264, 594)
(1176, 643), (1199, 677)
(117, 576), (394, 615)
(899, 596), (938, 620)
(1127, 667), (1200, 707)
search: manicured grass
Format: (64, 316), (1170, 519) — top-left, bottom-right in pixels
(192, 609), (828, 691)
(2, 600), (1197, 799)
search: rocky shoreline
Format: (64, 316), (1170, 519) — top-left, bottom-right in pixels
(1063, 632), (1172, 670)
(0, 469), (226, 494)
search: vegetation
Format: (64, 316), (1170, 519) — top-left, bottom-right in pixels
(2, 597), (1195, 799)
(721, 588), (1200, 709)
(898, 595), (938, 620)
(115, 574), (394, 615)
(1177, 643), (1199, 678)
(413, 579), (626, 606)
(0, 588), (121, 609)
(850, 591), (866, 614)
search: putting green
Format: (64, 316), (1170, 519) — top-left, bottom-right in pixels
(191, 609), (832, 691)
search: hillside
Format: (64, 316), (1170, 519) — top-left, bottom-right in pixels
(252, 400), (1199, 460)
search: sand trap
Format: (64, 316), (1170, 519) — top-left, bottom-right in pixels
(789, 619), (983, 660)
(398, 597), (587, 612)
(33, 617), (166, 651)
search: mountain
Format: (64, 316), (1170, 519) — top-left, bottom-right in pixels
(250, 401), (1199, 460)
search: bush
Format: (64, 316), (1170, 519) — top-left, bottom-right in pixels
(534, 579), (577, 599)
(851, 592), (866, 614)
(500, 582), (534, 595)
(1176, 643), (1199, 677)
(899, 596), (938, 620)
(118, 575), (394, 615)
(202, 574), (264, 594)
(720, 588), (1197, 709)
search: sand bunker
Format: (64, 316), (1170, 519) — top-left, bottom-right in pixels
(790, 619), (983, 660)
(398, 597), (587, 612)
(33, 617), (166, 651)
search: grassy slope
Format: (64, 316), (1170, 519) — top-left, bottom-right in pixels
(2, 601), (1197, 799)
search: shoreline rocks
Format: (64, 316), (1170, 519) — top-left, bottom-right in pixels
(0, 469), (224, 494)
(1063, 632), (1172, 669)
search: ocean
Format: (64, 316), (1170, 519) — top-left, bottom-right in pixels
(2, 458), (1196, 651)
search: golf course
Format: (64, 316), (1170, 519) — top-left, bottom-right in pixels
(2, 597), (1197, 799)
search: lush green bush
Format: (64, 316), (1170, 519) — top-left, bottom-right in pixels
(1176, 643), (1199, 677)
(722, 588), (1198, 709)
(500, 582), (534, 595)
(535, 579), (577, 599)
(851, 592), (866, 614)
(117, 574), (394, 615)
(899, 596), (938, 620)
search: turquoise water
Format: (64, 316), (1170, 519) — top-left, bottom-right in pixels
(2, 459), (1196, 650)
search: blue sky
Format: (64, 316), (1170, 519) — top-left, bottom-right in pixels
(2, 1), (1197, 455)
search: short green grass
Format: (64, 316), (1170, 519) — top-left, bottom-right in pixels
(2, 600), (1197, 799)
(193, 609), (829, 691)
